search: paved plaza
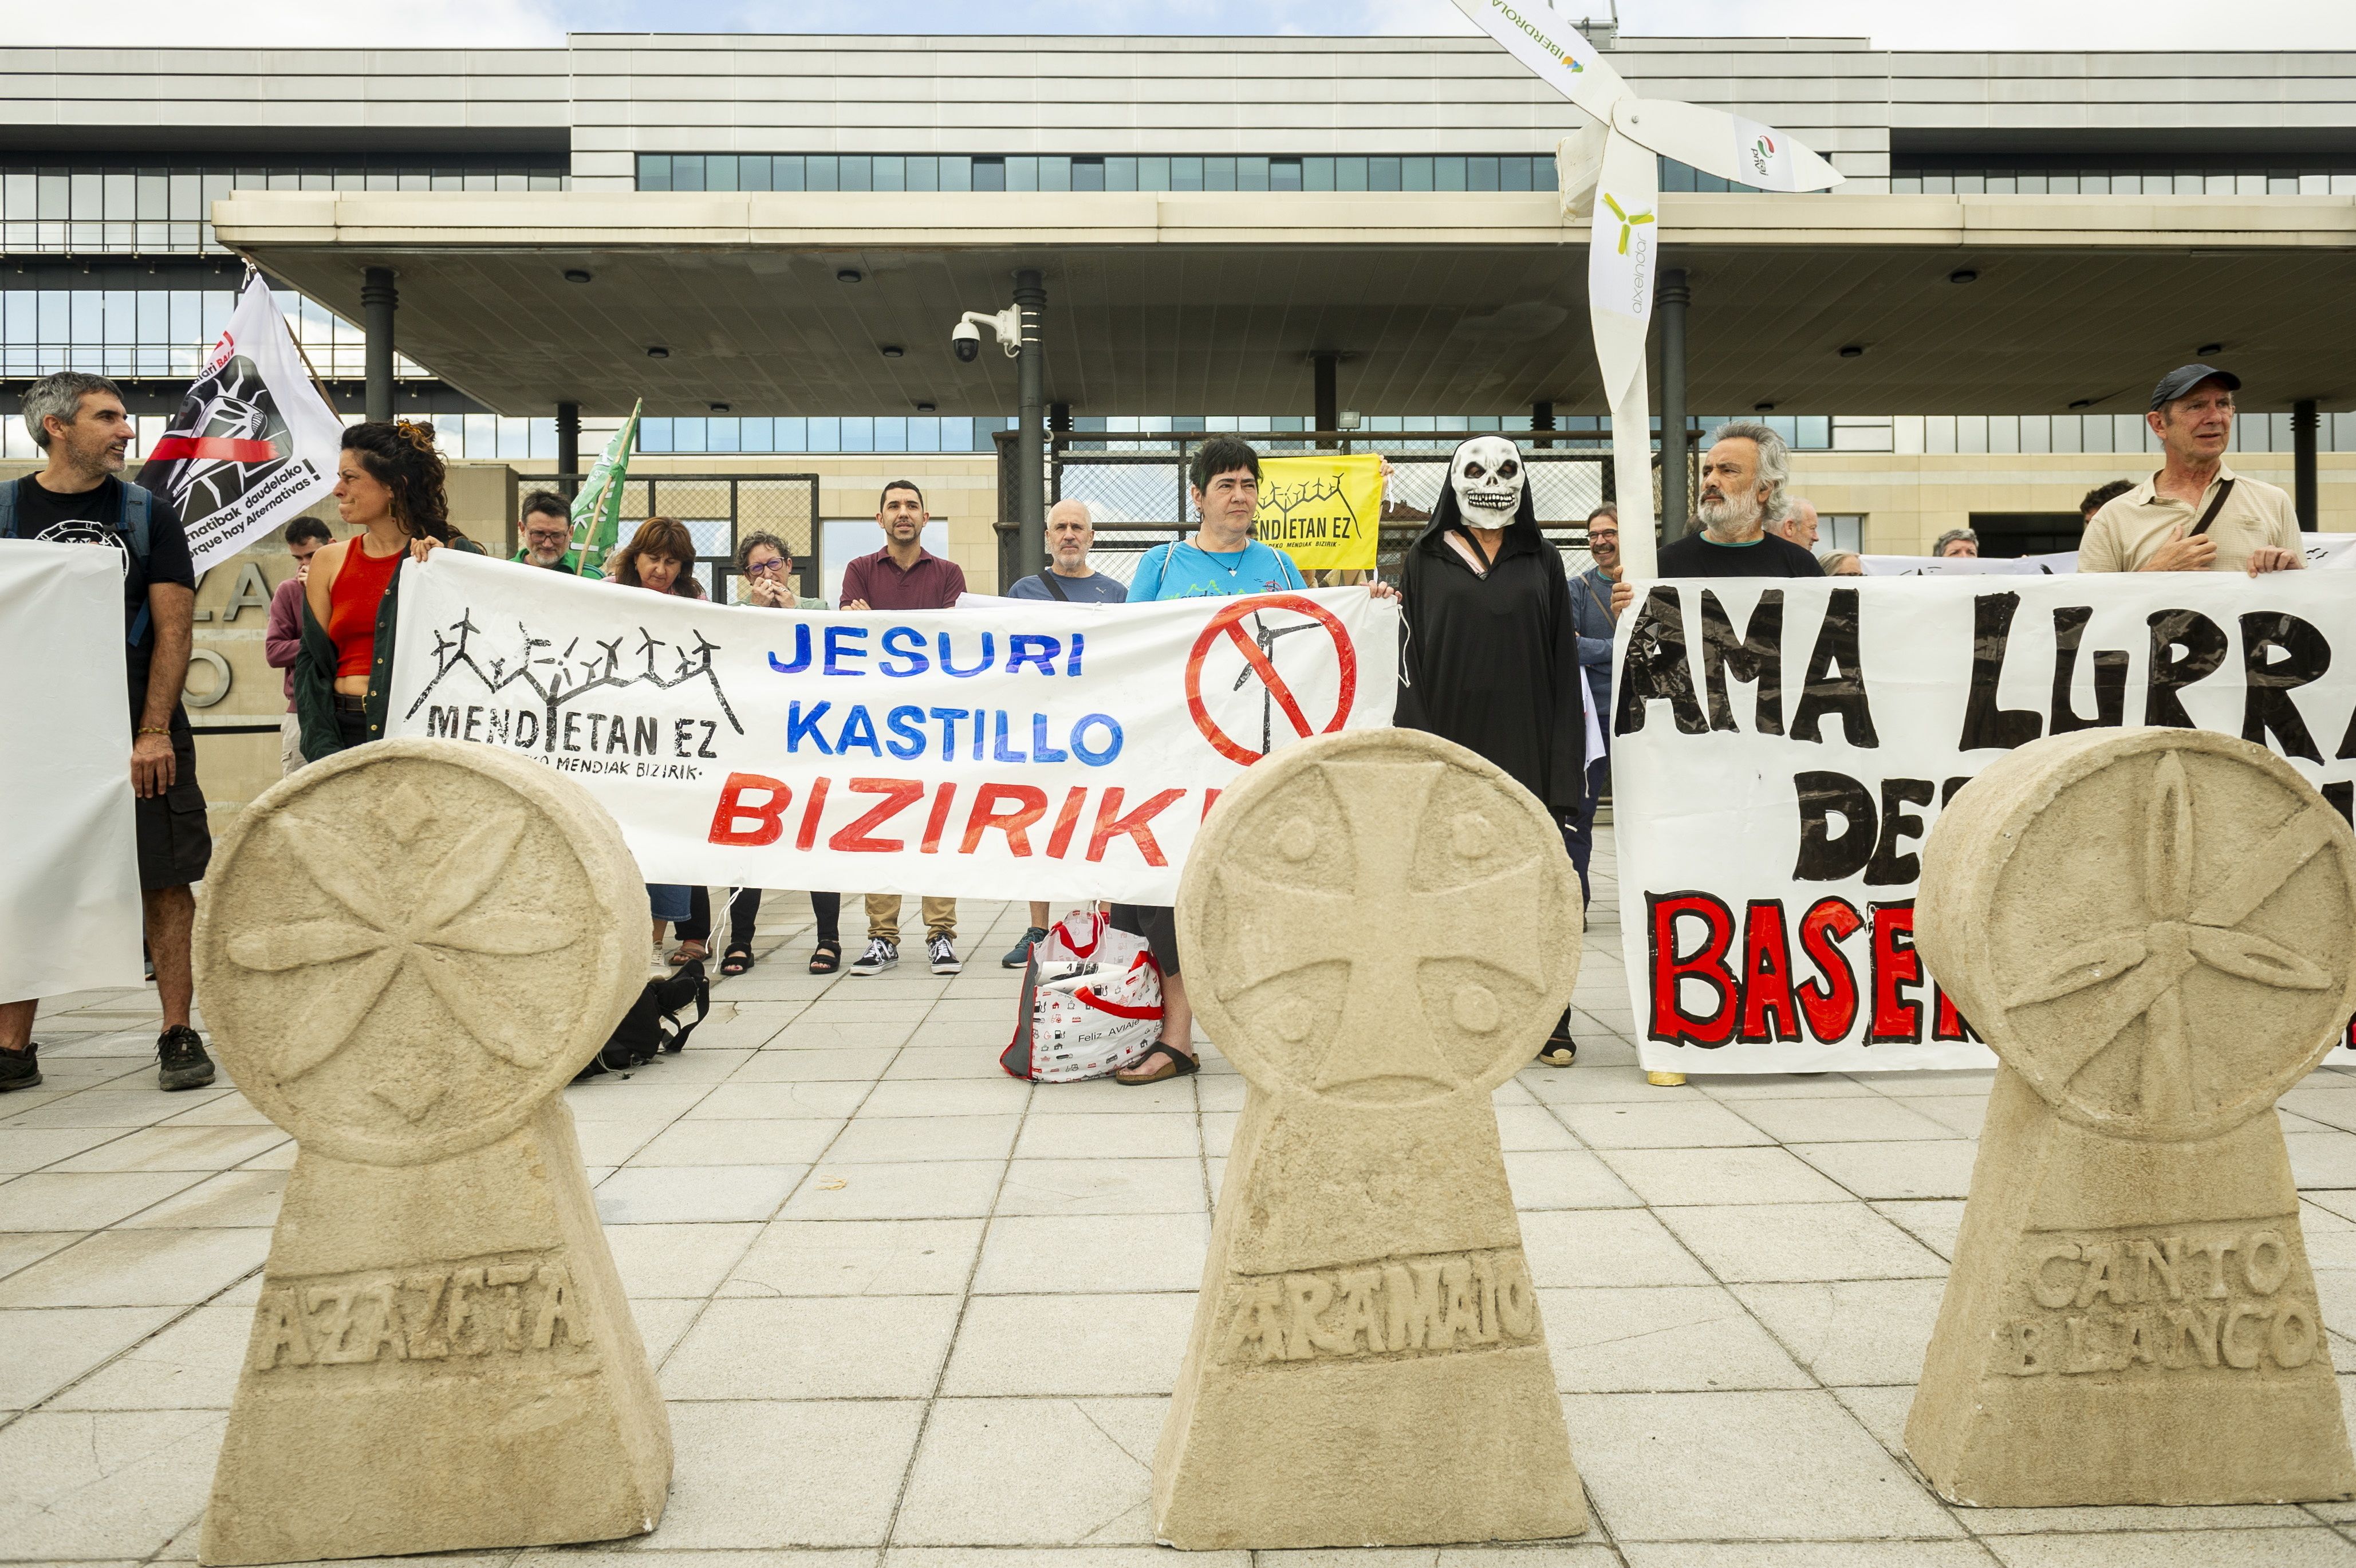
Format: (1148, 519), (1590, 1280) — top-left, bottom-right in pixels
(9, 826), (2356, 1567)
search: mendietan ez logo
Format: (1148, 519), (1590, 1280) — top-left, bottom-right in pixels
(1491, 0), (1586, 72)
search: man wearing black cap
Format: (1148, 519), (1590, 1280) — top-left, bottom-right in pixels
(2081, 365), (2303, 576)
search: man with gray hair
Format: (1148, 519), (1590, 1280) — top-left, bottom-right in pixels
(1613, 419), (1823, 615)
(1933, 527), (1979, 560)
(1774, 495), (1821, 553)
(0, 371), (215, 1093)
(1608, 419), (1821, 1087)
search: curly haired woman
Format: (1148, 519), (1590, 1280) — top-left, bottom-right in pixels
(294, 420), (483, 759)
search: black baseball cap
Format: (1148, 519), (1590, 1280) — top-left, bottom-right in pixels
(2150, 363), (2240, 411)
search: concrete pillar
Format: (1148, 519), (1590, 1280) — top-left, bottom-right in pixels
(1658, 267), (1691, 540)
(1531, 399), (1555, 451)
(1312, 352), (1340, 451)
(361, 267), (397, 425)
(2294, 399), (2319, 531)
(1014, 269), (1047, 577)
(556, 402), (581, 497)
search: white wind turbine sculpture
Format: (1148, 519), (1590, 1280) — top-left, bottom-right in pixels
(1451, 0), (1843, 574)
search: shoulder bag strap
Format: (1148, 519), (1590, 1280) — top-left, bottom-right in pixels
(2189, 478), (2235, 537)
(1041, 569), (1071, 602)
(121, 483), (154, 648)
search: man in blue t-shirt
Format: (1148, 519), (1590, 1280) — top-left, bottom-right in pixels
(1007, 498), (1129, 605)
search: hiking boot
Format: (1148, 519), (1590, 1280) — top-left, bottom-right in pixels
(157, 1025), (216, 1092)
(928, 934), (963, 975)
(849, 938), (898, 977)
(0, 1044), (41, 1093)
(1000, 925), (1049, 969)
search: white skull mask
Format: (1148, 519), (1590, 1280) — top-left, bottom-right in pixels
(1449, 436), (1525, 523)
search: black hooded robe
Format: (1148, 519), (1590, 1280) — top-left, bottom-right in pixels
(1393, 483), (1590, 826)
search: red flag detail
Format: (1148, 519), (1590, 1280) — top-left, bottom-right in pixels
(149, 436), (279, 463)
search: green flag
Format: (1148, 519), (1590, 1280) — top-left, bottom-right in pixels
(569, 400), (641, 574)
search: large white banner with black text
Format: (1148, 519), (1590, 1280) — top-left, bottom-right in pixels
(385, 552), (1397, 903)
(1612, 572), (2356, 1073)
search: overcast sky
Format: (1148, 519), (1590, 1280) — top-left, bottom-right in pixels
(29, 0), (2356, 49)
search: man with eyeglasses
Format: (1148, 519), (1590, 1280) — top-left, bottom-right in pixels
(512, 491), (602, 578)
(2081, 365), (2303, 576)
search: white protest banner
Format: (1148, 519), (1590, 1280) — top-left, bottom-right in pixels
(1862, 551), (2077, 576)
(1610, 572), (2356, 1074)
(384, 552), (1397, 903)
(133, 274), (344, 577)
(0, 543), (145, 999)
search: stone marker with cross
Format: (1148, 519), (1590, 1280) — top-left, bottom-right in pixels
(1908, 727), (2356, 1506)
(1152, 727), (1587, 1548)
(191, 740), (671, 1565)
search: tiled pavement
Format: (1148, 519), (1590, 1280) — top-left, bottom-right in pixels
(11, 828), (2356, 1566)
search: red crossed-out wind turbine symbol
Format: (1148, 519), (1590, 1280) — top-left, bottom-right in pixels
(1184, 594), (1358, 766)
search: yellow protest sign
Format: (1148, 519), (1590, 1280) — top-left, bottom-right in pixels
(1252, 454), (1383, 572)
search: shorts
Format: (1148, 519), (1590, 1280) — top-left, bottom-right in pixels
(647, 883), (693, 924)
(1108, 903), (1179, 976)
(135, 706), (212, 891)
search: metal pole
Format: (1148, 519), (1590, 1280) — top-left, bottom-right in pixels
(1014, 268), (1047, 577)
(361, 267), (397, 424)
(1658, 267), (1691, 541)
(1531, 399), (1555, 451)
(556, 402), (580, 497)
(2294, 399), (2319, 532)
(1314, 352), (1339, 450)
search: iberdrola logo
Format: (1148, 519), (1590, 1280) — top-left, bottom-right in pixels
(1561, 54), (1584, 72)
(1603, 192), (1655, 254)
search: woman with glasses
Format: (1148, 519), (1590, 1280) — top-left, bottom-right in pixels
(671, 531), (840, 976)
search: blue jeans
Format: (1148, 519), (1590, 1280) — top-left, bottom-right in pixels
(646, 883), (692, 924)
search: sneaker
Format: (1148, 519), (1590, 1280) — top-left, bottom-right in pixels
(1000, 926), (1047, 969)
(849, 938), (898, 976)
(928, 935), (963, 975)
(157, 1025), (216, 1092)
(0, 1043), (41, 1092)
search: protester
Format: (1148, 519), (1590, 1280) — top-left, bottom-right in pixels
(605, 516), (707, 962)
(1396, 435), (1589, 1067)
(1612, 420), (1825, 614)
(1002, 498), (1128, 966)
(2081, 364), (2303, 576)
(0, 370), (214, 1092)
(1774, 495), (1821, 551)
(264, 516), (333, 777)
(605, 515), (707, 598)
(2079, 479), (2134, 526)
(1128, 442), (1307, 600)
(1563, 503), (1621, 924)
(1610, 420), (1821, 1086)
(296, 421), (483, 760)
(840, 480), (967, 975)
(1933, 527), (1979, 559)
(1822, 551), (1865, 576)
(672, 531), (832, 976)
(513, 490), (600, 577)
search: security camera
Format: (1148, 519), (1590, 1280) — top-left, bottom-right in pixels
(952, 306), (1025, 364)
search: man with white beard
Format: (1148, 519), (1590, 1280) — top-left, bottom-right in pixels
(1612, 421), (1821, 1086)
(1613, 420), (1823, 616)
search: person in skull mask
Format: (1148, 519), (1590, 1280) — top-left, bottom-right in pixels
(1395, 435), (1591, 1067)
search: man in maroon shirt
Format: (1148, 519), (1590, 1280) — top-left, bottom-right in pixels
(840, 480), (969, 975)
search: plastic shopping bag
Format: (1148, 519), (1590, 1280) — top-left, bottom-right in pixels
(1000, 912), (1164, 1082)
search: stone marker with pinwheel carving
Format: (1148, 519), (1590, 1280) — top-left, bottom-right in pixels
(1152, 728), (1587, 1549)
(1908, 727), (2356, 1507)
(191, 740), (670, 1565)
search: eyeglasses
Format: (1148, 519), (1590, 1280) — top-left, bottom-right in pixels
(523, 528), (570, 543)
(746, 559), (789, 577)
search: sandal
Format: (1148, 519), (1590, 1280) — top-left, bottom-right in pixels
(1536, 1018), (1577, 1068)
(720, 944), (755, 976)
(807, 940), (842, 975)
(1117, 1042), (1200, 1086)
(667, 939), (709, 967)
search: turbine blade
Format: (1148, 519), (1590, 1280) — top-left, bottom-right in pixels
(1588, 127), (1658, 400)
(1448, 0), (1633, 123)
(1614, 98), (1845, 193)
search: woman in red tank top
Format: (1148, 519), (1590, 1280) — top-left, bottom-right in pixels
(294, 421), (482, 759)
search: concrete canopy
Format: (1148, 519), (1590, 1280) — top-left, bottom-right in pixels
(213, 189), (2356, 420)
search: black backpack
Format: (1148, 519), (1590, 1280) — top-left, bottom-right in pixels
(577, 962), (710, 1078)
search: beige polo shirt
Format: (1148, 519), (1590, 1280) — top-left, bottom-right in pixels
(2080, 462), (2300, 573)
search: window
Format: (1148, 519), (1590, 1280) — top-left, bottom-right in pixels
(633, 152), (1564, 196)
(1819, 514), (1863, 554)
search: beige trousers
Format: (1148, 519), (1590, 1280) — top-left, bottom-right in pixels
(866, 894), (955, 944)
(278, 711), (305, 777)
